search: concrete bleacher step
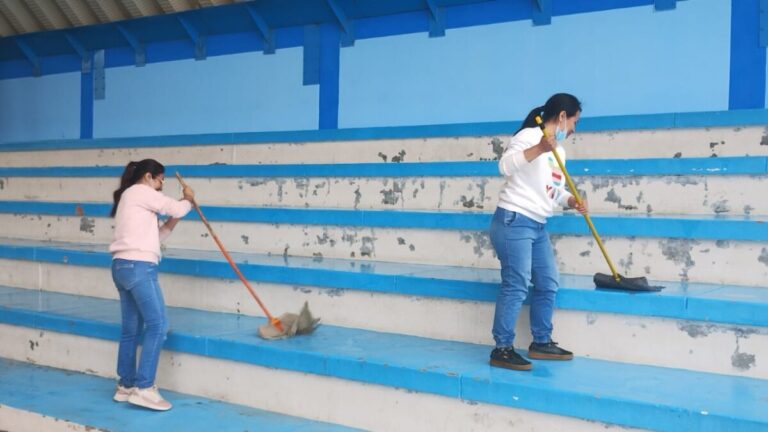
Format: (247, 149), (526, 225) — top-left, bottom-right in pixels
(0, 358), (357, 432)
(0, 238), (766, 379)
(1, 156), (765, 216)
(0, 285), (766, 432)
(0, 125), (766, 167)
(0, 201), (765, 286)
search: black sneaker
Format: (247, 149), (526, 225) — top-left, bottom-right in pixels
(490, 347), (532, 371)
(528, 341), (573, 360)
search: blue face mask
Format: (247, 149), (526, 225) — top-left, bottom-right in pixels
(555, 119), (568, 142)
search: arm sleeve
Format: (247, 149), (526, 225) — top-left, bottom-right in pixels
(498, 128), (540, 177)
(144, 189), (193, 218)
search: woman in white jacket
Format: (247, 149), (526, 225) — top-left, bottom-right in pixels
(489, 93), (587, 371)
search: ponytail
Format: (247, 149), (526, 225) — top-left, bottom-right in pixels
(111, 159), (165, 217)
(516, 93), (582, 134)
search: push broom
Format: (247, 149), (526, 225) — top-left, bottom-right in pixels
(535, 117), (663, 292)
(175, 172), (320, 338)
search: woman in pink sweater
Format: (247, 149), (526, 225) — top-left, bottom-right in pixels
(109, 159), (193, 411)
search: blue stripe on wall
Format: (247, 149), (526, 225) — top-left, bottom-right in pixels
(729, 0), (767, 109)
(2, 109), (768, 151)
(0, 200), (765, 242)
(0, 157), (764, 178)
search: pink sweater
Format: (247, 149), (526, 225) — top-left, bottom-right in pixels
(110, 184), (193, 264)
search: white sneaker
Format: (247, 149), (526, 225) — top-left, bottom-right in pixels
(128, 385), (172, 411)
(113, 385), (135, 402)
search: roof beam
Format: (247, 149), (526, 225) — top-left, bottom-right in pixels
(654, 0), (677, 10)
(15, 38), (41, 76)
(425, 0), (445, 37)
(54, 0), (98, 26)
(117, 24), (146, 66)
(0, 13), (15, 37)
(64, 31), (92, 72)
(245, 3), (275, 54)
(120, 0), (162, 18)
(0, 0), (43, 34)
(177, 15), (206, 59)
(325, 0), (354, 46)
(84, 0), (128, 22)
(27, 0), (71, 30)
(531, 0), (552, 26)
(157, 0), (194, 13)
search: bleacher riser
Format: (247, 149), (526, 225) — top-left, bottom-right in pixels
(1, 175), (765, 216)
(2, 259), (766, 379)
(0, 214), (764, 286)
(0, 324), (634, 432)
(569, 126), (768, 159)
(0, 137), (500, 168)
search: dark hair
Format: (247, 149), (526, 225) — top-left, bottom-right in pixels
(516, 93), (582, 134)
(111, 159), (165, 217)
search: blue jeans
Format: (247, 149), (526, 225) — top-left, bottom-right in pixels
(112, 259), (168, 389)
(489, 207), (559, 348)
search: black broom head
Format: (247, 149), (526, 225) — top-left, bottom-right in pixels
(594, 273), (664, 292)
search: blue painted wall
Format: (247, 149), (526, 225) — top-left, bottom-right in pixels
(94, 48), (317, 138)
(339, 0), (731, 127)
(0, 73), (80, 143)
(0, 0), (764, 144)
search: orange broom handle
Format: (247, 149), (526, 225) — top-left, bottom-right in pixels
(175, 172), (284, 332)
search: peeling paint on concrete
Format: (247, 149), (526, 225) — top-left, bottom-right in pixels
(459, 232), (491, 257)
(744, 205), (755, 215)
(241, 235), (249, 245)
(761, 127), (768, 146)
(711, 200), (730, 214)
(759, 248), (768, 266)
(586, 313), (597, 325)
(377, 152), (388, 162)
(605, 188), (638, 211)
(79, 217), (95, 234)
(360, 236), (376, 257)
(391, 150), (406, 163)
(397, 237), (406, 245)
(316, 231), (336, 247)
(659, 239), (698, 280)
(677, 322), (713, 338)
(0, 179), (4, 190)
(353, 187), (361, 210)
(673, 152), (682, 158)
(732, 335), (756, 371)
(579, 250), (590, 257)
(381, 181), (405, 205)
(312, 252), (323, 262)
(489, 137), (504, 160)
(715, 240), (730, 249)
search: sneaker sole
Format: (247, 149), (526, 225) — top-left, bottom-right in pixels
(489, 359), (533, 371)
(113, 395), (130, 403)
(127, 395), (172, 411)
(527, 351), (573, 360)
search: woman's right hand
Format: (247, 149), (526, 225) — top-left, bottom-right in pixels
(182, 186), (195, 202)
(537, 134), (557, 153)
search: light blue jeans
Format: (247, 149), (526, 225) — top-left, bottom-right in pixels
(489, 207), (559, 348)
(112, 259), (168, 389)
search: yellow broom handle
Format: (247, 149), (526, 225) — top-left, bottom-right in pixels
(535, 116), (621, 282)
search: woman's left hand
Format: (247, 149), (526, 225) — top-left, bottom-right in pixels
(568, 196), (588, 215)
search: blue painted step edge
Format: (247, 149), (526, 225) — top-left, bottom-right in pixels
(0, 240), (765, 328)
(1, 286), (766, 432)
(1, 109), (768, 151)
(0, 157), (765, 177)
(0, 358), (359, 432)
(0, 200), (765, 242)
